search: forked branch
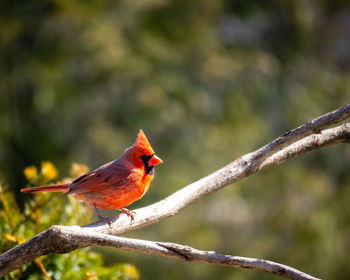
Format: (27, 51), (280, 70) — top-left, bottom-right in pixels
(1, 104), (349, 279)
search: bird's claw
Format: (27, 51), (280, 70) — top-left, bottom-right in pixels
(120, 208), (136, 222)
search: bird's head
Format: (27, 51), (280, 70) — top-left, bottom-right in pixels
(126, 129), (163, 174)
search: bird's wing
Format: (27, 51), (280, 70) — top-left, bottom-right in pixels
(67, 163), (132, 194)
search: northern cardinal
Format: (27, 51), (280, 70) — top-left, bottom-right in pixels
(21, 129), (163, 223)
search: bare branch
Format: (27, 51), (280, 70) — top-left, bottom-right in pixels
(260, 123), (350, 169)
(0, 226), (320, 280)
(85, 104), (350, 236)
(1, 104), (349, 278)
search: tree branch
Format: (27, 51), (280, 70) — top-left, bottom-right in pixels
(85, 104), (350, 236)
(1, 104), (350, 279)
(0, 226), (320, 280)
(260, 123), (350, 170)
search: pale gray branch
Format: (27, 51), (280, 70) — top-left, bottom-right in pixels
(1, 104), (350, 279)
(85, 104), (350, 236)
(0, 226), (320, 280)
(260, 123), (350, 170)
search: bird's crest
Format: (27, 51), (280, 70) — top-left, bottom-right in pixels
(135, 129), (155, 155)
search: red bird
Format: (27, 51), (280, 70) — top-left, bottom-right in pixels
(21, 130), (163, 223)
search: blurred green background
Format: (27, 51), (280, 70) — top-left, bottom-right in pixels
(1, 0), (350, 279)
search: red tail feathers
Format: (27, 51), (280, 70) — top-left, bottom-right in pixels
(20, 184), (69, 193)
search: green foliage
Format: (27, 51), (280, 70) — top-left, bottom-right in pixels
(0, 163), (139, 280)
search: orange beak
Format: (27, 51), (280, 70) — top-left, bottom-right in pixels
(148, 155), (163, 166)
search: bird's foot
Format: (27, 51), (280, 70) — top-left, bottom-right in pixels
(97, 215), (113, 226)
(93, 204), (113, 227)
(120, 208), (136, 222)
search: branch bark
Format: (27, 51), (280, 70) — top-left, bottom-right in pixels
(0, 226), (320, 280)
(1, 104), (350, 279)
(85, 105), (350, 236)
(260, 122), (350, 169)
